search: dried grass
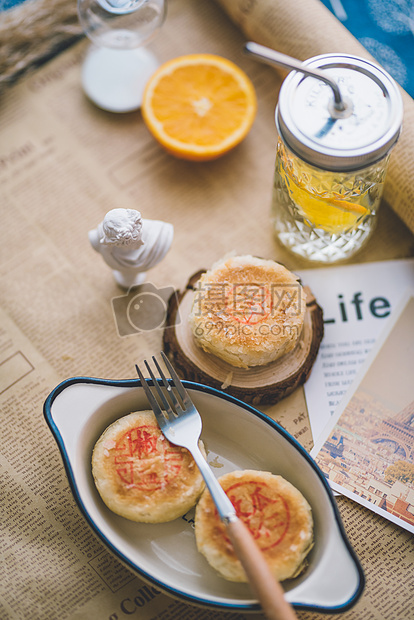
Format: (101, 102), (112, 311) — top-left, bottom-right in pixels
(0, 0), (83, 87)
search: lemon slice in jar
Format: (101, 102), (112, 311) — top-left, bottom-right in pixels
(282, 171), (369, 235)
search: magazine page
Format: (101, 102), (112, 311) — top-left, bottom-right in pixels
(299, 259), (414, 443)
(311, 292), (414, 534)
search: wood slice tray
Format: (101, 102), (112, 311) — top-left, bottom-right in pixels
(163, 270), (324, 406)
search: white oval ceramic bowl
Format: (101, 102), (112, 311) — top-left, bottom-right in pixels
(44, 377), (364, 614)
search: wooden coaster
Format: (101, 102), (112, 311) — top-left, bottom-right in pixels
(163, 270), (324, 406)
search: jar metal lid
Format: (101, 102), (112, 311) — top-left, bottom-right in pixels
(276, 54), (403, 171)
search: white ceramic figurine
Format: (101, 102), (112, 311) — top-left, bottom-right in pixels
(89, 208), (173, 288)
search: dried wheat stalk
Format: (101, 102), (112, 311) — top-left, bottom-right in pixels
(0, 0), (83, 86)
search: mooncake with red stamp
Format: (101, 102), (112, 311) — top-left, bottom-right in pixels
(194, 469), (313, 582)
(188, 255), (307, 369)
(92, 410), (206, 523)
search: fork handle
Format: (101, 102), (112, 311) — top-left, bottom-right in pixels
(225, 517), (298, 620)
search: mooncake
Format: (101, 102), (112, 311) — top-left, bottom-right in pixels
(195, 469), (313, 582)
(188, 255), (306, 368)
(92, 410), (205, 523)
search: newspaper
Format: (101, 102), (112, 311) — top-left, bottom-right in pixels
(1, 0), (413, 619)
(311, 292), (414, 534)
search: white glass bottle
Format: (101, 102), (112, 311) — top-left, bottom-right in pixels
(77, 0), (166, 112)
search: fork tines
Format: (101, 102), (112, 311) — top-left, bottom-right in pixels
(135, 352), (186, 423)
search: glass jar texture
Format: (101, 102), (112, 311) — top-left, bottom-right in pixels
(271, 139), (390, 262)
(271, 53), (403, 263)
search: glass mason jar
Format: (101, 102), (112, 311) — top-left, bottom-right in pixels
(271, 54), (403, 263)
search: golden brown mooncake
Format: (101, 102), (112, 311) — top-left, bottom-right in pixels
(188, 255), (306, 369)
(92, 410), (205, 523)
(195, 469), (313, 582)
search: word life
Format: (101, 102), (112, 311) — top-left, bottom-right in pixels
(324, 292), (391, 324)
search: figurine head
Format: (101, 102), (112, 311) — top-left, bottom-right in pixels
(101, 208), (144, 248)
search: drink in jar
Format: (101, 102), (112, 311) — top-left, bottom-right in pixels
(271, 54), (403, 263)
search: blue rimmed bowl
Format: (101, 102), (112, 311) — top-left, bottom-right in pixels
(44, 377), (364, 614)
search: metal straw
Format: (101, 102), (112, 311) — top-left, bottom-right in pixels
(244, 41), (346, 111)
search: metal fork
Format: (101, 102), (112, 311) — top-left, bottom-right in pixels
(135, 352), (297, 620)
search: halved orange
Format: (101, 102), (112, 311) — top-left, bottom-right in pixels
(141, 54), (257, 161)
